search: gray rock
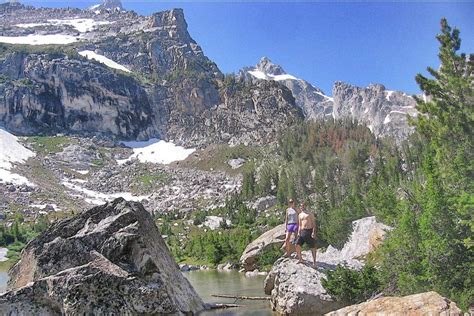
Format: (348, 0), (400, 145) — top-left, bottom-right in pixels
(3, 198), (204, 314)
(264, 258), (345, 314)
(251, 195), (277, 212)
(0, 8), (303, 147)
(228, 158), (246, 169)
(240, 224), (286, 271)
(325, 291), (463, 316)
(217, 262), (235, 271)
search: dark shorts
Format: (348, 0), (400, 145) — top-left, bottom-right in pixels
(287, 223), (298, 233)
(296, 229), (316, 248)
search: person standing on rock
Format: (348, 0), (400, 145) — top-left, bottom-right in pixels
(295, 202), (317, 268)
(283, 198), (299, 257)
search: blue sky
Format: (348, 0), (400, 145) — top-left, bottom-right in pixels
(20, 1), (474, 95)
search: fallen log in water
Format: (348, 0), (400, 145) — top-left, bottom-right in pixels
(208, 303), (243, 309)
(211, 294), (271, 301)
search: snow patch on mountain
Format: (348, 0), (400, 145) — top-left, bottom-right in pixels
(385, 90), (394, 101)
(0, 34), (79, 45)
(0, 128), (35, 186)
(118, 139), (195, 165)
(16, 19), (112, 33)
(79, 50), (130, 72)
(248, 69), (298, 81)
(62, 180), (148, 205)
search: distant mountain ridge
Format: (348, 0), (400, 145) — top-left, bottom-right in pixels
(240, 57), (418, 139)
(0, 2), (416, 146)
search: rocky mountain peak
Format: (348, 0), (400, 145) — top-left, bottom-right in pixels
(91, 0), (123, 11)
(149, 8), (187, 29)
(256, 56), (286, 75)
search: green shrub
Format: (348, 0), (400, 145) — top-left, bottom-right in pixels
(256, 244), (283, 271)
(322, 265), (381, 304)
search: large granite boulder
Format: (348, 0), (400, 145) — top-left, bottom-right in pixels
(325, 291), (463, 315)
(240, 224), (286, 271)
(264, 217), (391, 315)
(2, 198), (204, 314)
(264, 258), (346, 314)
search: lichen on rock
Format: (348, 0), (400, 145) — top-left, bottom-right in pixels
(1, 198), (204, 315)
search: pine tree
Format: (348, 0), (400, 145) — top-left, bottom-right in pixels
(377, 18), (473, 310)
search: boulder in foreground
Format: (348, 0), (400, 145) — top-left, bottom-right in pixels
(2, 198), (204, 315)
(325, 291), (462, 315)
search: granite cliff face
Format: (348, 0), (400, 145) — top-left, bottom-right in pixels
(2, 198), (204, 314)
(0, 51), (159, 139)
(0, 5), (302, 146)
(332, 81), (417, 139)
(242, 57), (418, 139)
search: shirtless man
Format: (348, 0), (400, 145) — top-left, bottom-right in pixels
(295, 202), (317, 268)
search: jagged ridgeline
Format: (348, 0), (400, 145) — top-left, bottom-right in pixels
(0, 1), (419, 147)
(0, 2), (302, 147)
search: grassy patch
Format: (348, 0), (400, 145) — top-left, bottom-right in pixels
(27, 136), (75, 154)
(91, 159), (104, 168)
(138, 173), (165, 186)
(176, 144), (268, 174)
(6, 241), (26, 263)
(0, 259), (14, 271)
(131, 170), (167, 194)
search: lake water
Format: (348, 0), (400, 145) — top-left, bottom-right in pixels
(0, 269), (272, 315)
(184, 270), (273, 316)
(0, 271), (8, 294)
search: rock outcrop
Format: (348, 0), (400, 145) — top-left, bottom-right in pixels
(264, 258), (346, 314)
(239, 57), (334, 120)
(240, 224), (286, 272)
(264, 217), (391, 315)
(332, 81), (418, 139)
(0, 51), (159, 140)
(325, 291), (463, 316)
(2, 198), (204, 314)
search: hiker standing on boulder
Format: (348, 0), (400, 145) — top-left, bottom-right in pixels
(283, 198), (299, 257)
(295, 202), (317, 268)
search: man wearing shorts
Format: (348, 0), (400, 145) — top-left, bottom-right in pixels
(295, 202), (317, 268)
(284, 199), (298, 257)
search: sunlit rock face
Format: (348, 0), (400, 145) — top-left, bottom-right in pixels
(2, 198), (204, 314)
(325, 292), (463, 316)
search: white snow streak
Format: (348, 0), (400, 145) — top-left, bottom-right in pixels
(385, 90), (394, 101)
(79, 50), (130, 73)
(62, 180), (148, 205)
(0, 34), (78, 45)
(16, 19), (112, 33)
(248, 69), (298, 81)
(383, 110), (408, 124)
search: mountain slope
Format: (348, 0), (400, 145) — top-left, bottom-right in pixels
(0, 4), (302, 146)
